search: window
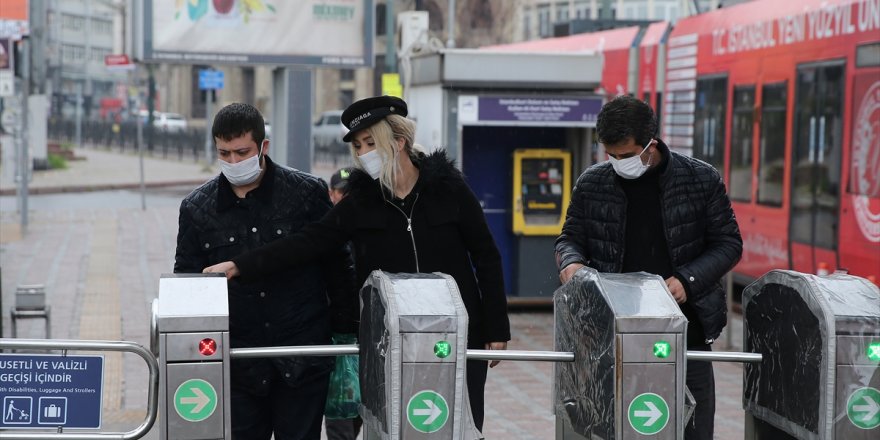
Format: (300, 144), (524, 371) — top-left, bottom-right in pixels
(92, 18), (112, 35)
(574, 0), (590, 19)
(538, 4), (551, 37)
(758, 82), (787, 206)
(376, 3), (386, 36)
(340, 69), (355, 81)
(555, 2), (569, 22)
(693, 76), (728, 171)
(62, 44), (85, 62)
(729, 86), (755, 202)
(62, 14), (85, 31)
(523, 8), (531, 40)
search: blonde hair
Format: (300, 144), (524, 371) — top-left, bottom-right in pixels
(351, 114), (426, 193)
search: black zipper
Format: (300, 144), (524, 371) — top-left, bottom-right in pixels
(386, 192), (421, 272)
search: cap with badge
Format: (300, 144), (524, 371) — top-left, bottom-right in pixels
(341, 95), (408, 142)
(329, 167), (355, 191)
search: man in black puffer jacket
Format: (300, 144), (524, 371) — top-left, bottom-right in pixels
(174, 103), (357, 440)
(556, 96), (742, 440)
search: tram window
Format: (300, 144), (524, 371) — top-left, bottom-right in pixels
(693, 76), (727, 172)
(758, 82), (787, 206)
(729, 86), (755, 202)
(856, 42), (880, 68)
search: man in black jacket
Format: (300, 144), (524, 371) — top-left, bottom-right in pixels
(555, 96), (742, 440)
(174, 103), (357, 440)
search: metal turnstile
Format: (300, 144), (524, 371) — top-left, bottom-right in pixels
(155, 273), (232, 440)
(360, 271), (483, 440)
(743, 270), (880, 439)
(554, 268), (693, 439)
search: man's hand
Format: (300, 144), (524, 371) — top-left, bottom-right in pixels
(485, 341), (508, 368)
(559, 263), (585, 284)
(203, 261), (240, 280)
(665, 276), (687, 303)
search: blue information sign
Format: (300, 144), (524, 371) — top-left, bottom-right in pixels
(0, 354), (104, 429)
(198, 70), (225, 90)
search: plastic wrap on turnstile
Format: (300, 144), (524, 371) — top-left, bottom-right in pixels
(358, 271), (481, 439)
(554, 268), (688, 438)
(743, 270), (880, 439)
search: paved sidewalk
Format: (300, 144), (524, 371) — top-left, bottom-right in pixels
(0, 147), (217, 196)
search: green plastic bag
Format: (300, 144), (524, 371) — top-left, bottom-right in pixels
(324, 333), (361, 419)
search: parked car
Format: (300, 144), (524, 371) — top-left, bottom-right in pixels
(312, 110), (346, 153)
(154, 112), (188, 133)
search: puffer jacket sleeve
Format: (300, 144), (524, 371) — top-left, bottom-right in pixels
(555, 174), (590, 271)
(456, 181), (511, 343)
(174, 200), (208, 273)
(674, 169), (743, 299)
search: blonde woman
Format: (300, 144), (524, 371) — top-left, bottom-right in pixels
(205, 96), (510, 432)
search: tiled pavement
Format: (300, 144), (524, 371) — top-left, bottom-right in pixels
(0, 147), (749, 439)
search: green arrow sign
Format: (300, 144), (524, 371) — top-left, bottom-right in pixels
(628, 392), (669, 435)
(174, 379), (217, 422)
(653, 341), (671, 359)
(406, 390), (449, 433)
(846, 387), (880, 430)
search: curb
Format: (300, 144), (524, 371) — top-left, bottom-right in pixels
(0, 179), (212, 196)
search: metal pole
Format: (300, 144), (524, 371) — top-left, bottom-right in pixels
(726, 271), (734, 348)
(136, 70), (145, 211)
(230, 345), (576, 363)
(75, 82), (82, 148)
(686, 350), (762, 363)
(204, 87), (212, 165)
(0, 338), (159, 440)
(231, 344), (359, 358)
(446, 0), (456, 48)
(18, 38), (30, 233)
(466, 349), (575, 362)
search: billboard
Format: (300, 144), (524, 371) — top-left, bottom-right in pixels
(141, 0), (374, 67)
(0, 0), (29, 39)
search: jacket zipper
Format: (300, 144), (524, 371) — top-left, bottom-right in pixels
(386, 193), (421, 272)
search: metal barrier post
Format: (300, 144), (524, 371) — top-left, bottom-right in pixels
(742, 270), (880, 439)
(155, 274), (231, 440)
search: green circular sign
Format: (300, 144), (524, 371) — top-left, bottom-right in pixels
(434, 341), (451, 358)
(406, 390), (449, 433)
(867, 342), (880, 362)
(628, 392), (669, 435)
(846, 387), (880, 430)
(174, 379), (217, 422)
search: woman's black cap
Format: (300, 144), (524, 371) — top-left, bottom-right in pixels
(341, 95), (408, 142)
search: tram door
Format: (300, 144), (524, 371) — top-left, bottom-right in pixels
(790, 62), (845, 274)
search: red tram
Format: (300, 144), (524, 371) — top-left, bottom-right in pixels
(655, 0), (880, 285)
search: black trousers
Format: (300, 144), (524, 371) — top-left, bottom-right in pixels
(324, 417), (363, 440)
(230, 372), (330, 440)
(685, 344), (716, 440)
(467, 339), (490, 432)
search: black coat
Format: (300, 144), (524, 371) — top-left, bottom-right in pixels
(174, 157), (357, 394)
(555, 140), (742, 343)
(233, 151), (511, 344)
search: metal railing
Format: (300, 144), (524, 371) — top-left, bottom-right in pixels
(0, 339), (159, 440)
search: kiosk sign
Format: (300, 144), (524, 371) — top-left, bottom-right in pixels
(0, 354), (104, 429)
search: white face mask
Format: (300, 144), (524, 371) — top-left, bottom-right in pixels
(358, 149), (383, 179)
(220, 145), (263, 186)
(609, 140), (653, 179)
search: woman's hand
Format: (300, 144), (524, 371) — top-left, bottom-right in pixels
(203, 261), (240, 279)
(485, 341), (508, 368)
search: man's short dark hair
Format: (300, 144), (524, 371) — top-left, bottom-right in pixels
(329, 167), (355, 193)
(596, 95), (658, 147)
(212, 103), (266, 146)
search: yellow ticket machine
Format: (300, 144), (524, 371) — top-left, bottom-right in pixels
(513, 149), (571, 236)
(512, 149), (572, 297)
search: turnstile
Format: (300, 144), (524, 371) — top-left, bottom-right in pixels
(743, 270), (880, 439)
(155, 273), (232, 440)
(359, 271), (482, 439)
(554, 268), (692, 439)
